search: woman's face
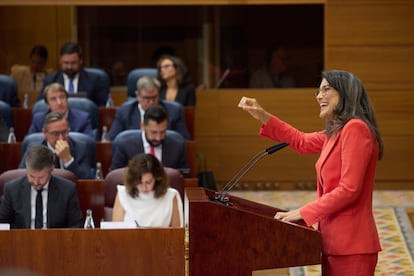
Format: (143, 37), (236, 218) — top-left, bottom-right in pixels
(136, 172), (155, 194)
(316, 78), (340, 120)
(158, 58), (176, 81)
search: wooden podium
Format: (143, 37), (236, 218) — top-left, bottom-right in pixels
(187, 188), (322, 276)
(0, 228), (185, 275)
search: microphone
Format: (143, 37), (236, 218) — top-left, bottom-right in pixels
(215, 68), (231, 88)
(213, 142), (289, 205)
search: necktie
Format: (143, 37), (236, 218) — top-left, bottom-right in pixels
(68, 76), (74, 93)
(54, 154), (60, 168)
(35, 188), (43, 229)
(149, 145), (155, 156)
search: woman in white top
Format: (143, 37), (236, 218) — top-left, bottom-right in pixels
(112, 153), (183, 227)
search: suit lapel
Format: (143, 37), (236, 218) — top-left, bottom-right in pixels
(22, 177), (32, 228)
(318, 132), (341, 170)
(46, 176), (57, 228)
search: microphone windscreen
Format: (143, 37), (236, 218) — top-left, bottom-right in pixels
(265, 142), (289, 154)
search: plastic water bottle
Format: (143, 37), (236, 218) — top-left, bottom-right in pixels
(23, 93), (29, 108)
(7, 127), (16, 143)
(95, 162), (104, 179)
(83, 209), (95, 229)
(101, 125), (109, 142)
(105, 92), (114, 108)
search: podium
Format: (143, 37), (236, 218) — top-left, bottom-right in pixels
(0, 228), (185, 275)
(187, 188), (322, 276)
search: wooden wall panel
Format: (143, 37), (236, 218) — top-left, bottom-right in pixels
(0, 6), (73, 74)
(325, 47), (414, 91)
(326, 2), (414, 46)
(0, 0), (325, 5)
(325, 1), (414, 91)
(195, 89), (414, 188)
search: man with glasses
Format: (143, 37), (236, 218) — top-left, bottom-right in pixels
(19, 112), (95, 179)
(0, 144), (82, 229)
(37, 42), (108, 106)
(108, 76), (190, 140)
(28, 82), (94, 138)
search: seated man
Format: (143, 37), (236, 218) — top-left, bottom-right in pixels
(0, 144), (82, 229)
(108, 76), (190, 140)
(20, 112), (95, 179)
(110, 105), (188, 171)
(37, 42), (108, 106)
(29, 82), (94, 139)
(249, 44), (296, 88)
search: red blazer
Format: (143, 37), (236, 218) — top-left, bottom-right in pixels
(260, 116), (381, 255)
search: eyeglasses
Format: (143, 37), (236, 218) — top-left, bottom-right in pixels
(315, 85), (333, 97)
(139, 95), (159, 102)
(48, 130), (69, 138)
(158, 64), (174, 70)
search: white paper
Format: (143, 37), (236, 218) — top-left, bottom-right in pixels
(100, 221), (139, 229)
(0, 224), (10, 230)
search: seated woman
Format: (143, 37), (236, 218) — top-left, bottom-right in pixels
(112, 153), (183, 227)
(157, 55), (196, 106)
(10, 45), (50, 95)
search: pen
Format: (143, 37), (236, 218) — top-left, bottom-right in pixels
(134, 220), (140, 227)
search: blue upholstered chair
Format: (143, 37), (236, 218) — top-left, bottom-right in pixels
(112, 129), (184, 154)
(84, 67), (111, 95)
(0, 100), (14, 128)
(126, 68), (158, 99)
(22, 132), (95, 157)
(21, 132), (97, 178)
(32, 97), (99, 136)
(103, 167), (184, 221)
(0, 74), (20, 107)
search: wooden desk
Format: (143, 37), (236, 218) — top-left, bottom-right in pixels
(0, 142), (22, 174)
(12, 108), (32, 141)
(0, 228), (185, 276)
(96, 141), (113, 177)
(188, 187), (321, 275)
(77, 179), (105, 227)
(98, 107), (117, 138)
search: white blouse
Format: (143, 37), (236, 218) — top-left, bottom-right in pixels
(117, 185), (183, 227)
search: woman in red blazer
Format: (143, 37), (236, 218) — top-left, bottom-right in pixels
(238, 70), (383, 276)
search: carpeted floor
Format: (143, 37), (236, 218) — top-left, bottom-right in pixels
(231, 190), (414, 276)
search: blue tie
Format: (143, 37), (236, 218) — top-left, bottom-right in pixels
(68, 76), (74, 93)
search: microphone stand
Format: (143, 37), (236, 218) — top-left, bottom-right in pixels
(212, 142), (289, 206)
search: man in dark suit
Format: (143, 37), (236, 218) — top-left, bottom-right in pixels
(20, 112), (95, 179)
(0, 144), (82, 229)
(0, 75), (21, 107)
(29, 82), (94, 139)
(108, 76), (190, 140)
(37, 42), (108, 106)
(110, 105), (188, 171)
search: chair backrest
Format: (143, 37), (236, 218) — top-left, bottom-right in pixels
(112, 129), (184, 153)
(0, 74), (20, 107)
(103, 167), (184, 221)
(22, 132), (96, 161)
(126, 68), (158, 98)
(83, 67), (111, 95)
(32, 97), (99, 132)
(0, 168), (78, 197)
(0, 100), (13, 128)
